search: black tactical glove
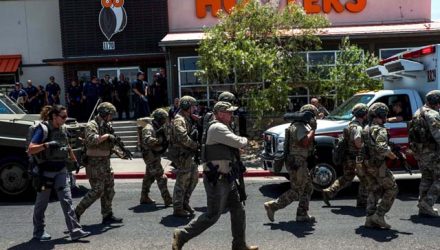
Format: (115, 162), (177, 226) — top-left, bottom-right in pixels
(46, 141), (61, 149)
(309, 118), (317, 130)
(108, 134), (117, 143)
(74, 161), (81, 174)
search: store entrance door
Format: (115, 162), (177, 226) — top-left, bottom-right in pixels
(97, 66), (140, 82)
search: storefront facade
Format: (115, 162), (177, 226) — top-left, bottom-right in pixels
(161, 0), (440, 107)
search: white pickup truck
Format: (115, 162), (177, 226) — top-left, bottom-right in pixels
(260, 44), (440, 190)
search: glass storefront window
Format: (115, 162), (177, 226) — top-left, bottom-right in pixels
(308, 51), (336, 65)
(379, 48), (412, 60)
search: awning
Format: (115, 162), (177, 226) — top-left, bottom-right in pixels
(0, 55), (21, 73)
(43, 53), (166, 66)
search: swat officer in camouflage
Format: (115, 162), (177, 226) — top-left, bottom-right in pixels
(172, 101), (257, 250)
(363, 102), (398, 229)
(322, 103), (369, 207)
(75, 102), (123, 224)
(139, 108), (173, 206)
(264, 104), (318, 223)
(168, 95), (199, 217)
(411, 90), (440, 217)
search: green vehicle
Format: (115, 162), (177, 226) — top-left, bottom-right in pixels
(0, 93), (84, 198)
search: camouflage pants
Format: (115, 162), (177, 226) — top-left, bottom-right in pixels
(173, 156), (198, 210)
(271, 157), (313, 216)
(75, 157), (115, 218)
(417, 154), (440, 207)
(365, 162), (398, 216)
(326, 158), (368, 204)
(141, 155), (171, 200)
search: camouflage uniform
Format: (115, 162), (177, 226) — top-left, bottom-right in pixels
(140, 109), (172, 205)
(75, 103), (120, 222)
(364, 102), (398, 229)
(412, 91), (440, 217)
(264, 104), (317, 222)
(168, 96), (199, 216)
(323, 105), (368, 207)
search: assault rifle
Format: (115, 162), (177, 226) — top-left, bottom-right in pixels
(190, 126), (201, 165)
(108, 126), (134, 160)
(389, 142), (412, 175)
(232, 149), (247, 205)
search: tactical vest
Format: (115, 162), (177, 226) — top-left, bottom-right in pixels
(347, 120), (363, 155)
(86, 118), (113, 154)
(141, 121), (168, 154)
(364, 124), (386, 165)
(204, 120), (236, 162)
(288, 122), (314, 158)
(34, 122), (69, 170)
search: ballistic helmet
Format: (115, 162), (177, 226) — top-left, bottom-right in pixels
(300, 104), (318, 117)
(152, 108), (168, 122)
(218, 91), (236, 103)
(97, 102), (116, 116)
(368, 102), (388, 119)
(426, 90), (440, 106)
(352, 103), (368, 118)
(179, 96), (197, 110)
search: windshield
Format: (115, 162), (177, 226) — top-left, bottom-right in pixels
(0, 94), (26, 114)
(326, 94), (374, 120)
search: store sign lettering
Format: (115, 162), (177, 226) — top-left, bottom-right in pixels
(196, 0), (367, 18)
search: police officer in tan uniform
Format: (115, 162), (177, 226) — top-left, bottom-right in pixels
(172, 101), (258, 250)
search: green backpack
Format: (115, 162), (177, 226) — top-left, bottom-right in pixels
(408, 109), (432, 151)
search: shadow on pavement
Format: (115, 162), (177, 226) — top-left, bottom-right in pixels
(258, 182), (290, 199)
(328, 205), (366, 217)
(82, 223), (123, 236)
(128, 204), (168, 213)
(405, 215), (440, 227)
(263, 221), (315, 238)
(7, 236), (85, 250)
(354, 226), (412, 242)
(160, 214), (195, 227)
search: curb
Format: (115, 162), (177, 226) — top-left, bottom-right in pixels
(75, 170), (273, 180)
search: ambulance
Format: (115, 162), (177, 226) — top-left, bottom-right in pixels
(260, 44), (440, 190)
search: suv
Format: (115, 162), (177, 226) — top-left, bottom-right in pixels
(0, 93), (84, 198)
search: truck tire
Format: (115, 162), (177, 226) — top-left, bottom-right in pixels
(0, 156), (33, 198)
(310, 162), (337, 191)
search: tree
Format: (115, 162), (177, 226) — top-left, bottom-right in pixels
(325, 37), (381, 106)
(196, 0), (328, 125)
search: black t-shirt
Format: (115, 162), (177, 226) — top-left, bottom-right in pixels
(133, 79), (145, 95)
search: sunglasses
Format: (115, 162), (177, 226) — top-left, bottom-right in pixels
(58, 115), (68, 119)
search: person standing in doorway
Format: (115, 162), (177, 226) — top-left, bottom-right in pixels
(45, 76), (61, 105)
(132, 72), (150, 119)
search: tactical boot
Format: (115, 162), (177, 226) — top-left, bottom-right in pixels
(296, 214), (316, 223)
(102, 213), (123, 224)
(232, 244), (259, 250)
(364, 215), (376, 228)
(263, 201), (276, 222)
(163, 196), (173, 207)
(322, 189), (332, 206)
(370, 214), (391, 229)
(140, 195), (156, 205)
(173, 208), (191, 217)
(172, 229), (184, 250)
(418, 200), (440, 217)
(183, 203), (195, 215)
